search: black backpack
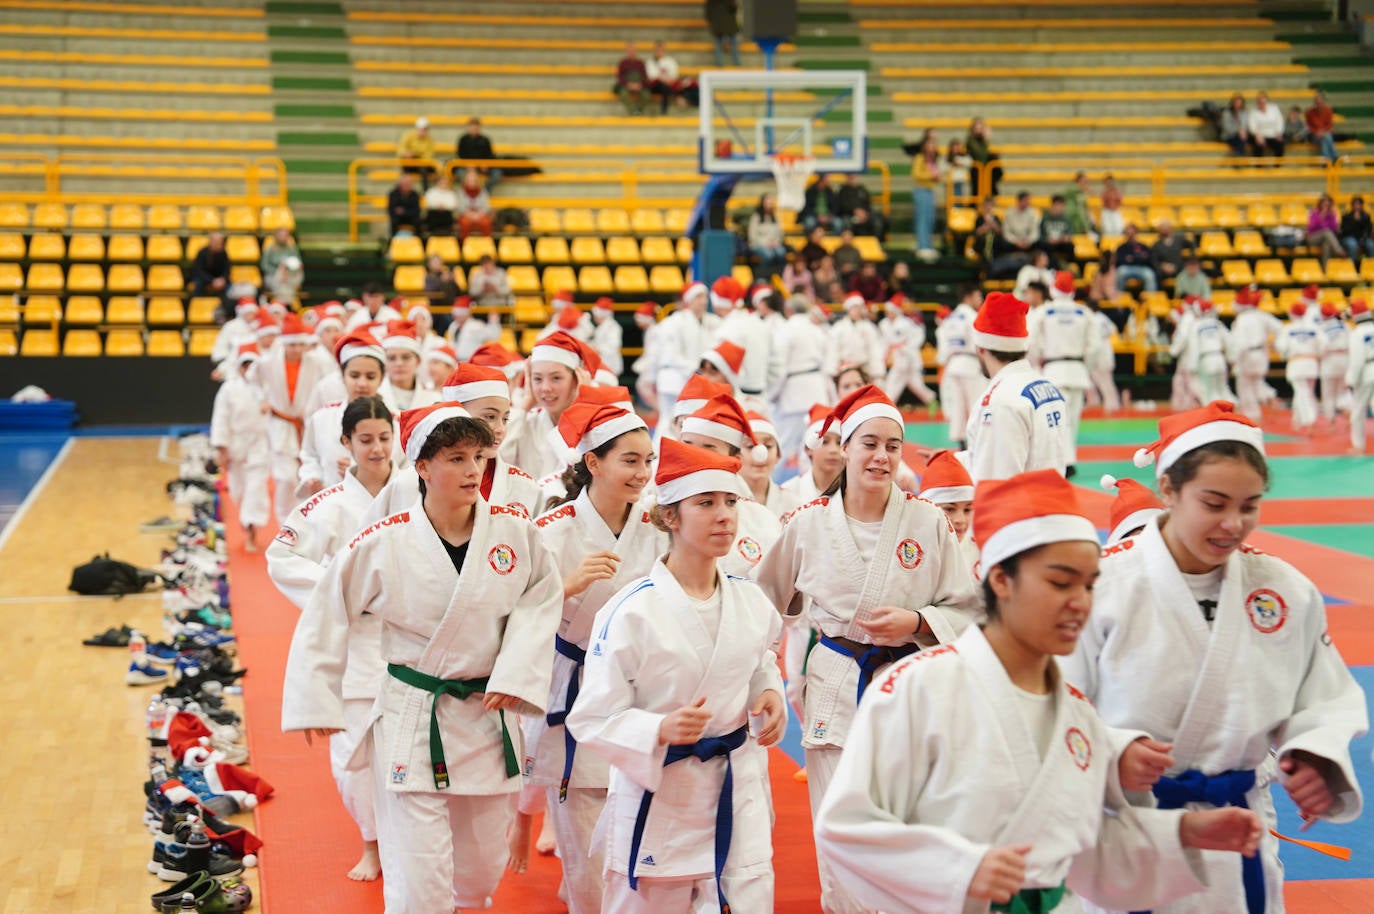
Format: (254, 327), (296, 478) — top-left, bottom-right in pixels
(69, 553), (160, 598)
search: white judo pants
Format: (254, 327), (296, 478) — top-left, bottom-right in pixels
(1291, 377), (1319, 430)
(225, 460), (270, 530)
(1171, 369), (1197, 411)
(805, 746), (878, 914)
(1089, 361), (1120, 413)
(1351, 382), (1374, 450)
(546, 785), (607, 914)
(602, 860), (773, 914)
(1060, 385), (1086, 466)
(1320, 367), (1347, 420)
(1236, 371), (1268, 422)
(330, 698), (377, 842)
(940, 374), (985, 444)
(1196, 370), (1231, 407)
(883, 357), (935, 406)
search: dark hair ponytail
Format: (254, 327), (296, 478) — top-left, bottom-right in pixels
(342, 395), (393, 439)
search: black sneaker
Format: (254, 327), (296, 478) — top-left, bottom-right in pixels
(152, 840), (244, 882)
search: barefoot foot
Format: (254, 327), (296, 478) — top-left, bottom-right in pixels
(507, 812), (534, 874)
(347, 842), (381, 881)
(535, 813), (556, 856)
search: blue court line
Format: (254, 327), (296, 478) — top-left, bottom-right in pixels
(0, 432), (69, 539)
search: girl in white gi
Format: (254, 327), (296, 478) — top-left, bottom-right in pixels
(825, 294), (885, 379)
(298, 331), (389, 497)
(667, 374), (734, 442)
(1189, 299), (1233, 407)
(770, 298), (833, 466)
(780, 403), (844, 503)
(698, 340), (747, 396)
(917, 449), (979, 574)
(590, 297), (624, 378)
(1169, 300), (1201, 412)
(754, 384), (981, 914)
(649, 282), (720, 439)
(382, 320), (441, 412)
(740, 411), (802, 519)
(210, 297), (259, 380)
(935, 289), (987, 449)
(1276, 302), (1322, 432)
(267, 395), (394, 882)
(523, 402), (664, 914)
(1227, 289), (1282, 422)
(1063, 402), (1369, 914)
(565, 438), (787, 914)
(879, 295), (936, 408)
(210, 342), (271, 552)
(500, 331), (589, 480)
(631, 301), (660, 409)
(256, 312), (330, 522)
(281, 404), (563, 914)
(1099, 474), (1163, 546)
(814, 469), (1264, 914)
(1317, 301), (1349, 424)
(1347, 300), (1374, 453)
(1027, 290), (1100, 472)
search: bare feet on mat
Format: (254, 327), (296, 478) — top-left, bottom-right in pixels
(243, 525), (258, 553)
(535, 813), (557, 856)
(507, 812), (534, 874)
(347, 841), (381, 881)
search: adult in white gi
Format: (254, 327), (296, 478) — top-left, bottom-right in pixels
(713, 280), (772, 399)
(524, 403), (664, 914)
(879, 296), (936, 407)
(297, 331), (390, 497)
(1277, 303), (1323, 431)
(630, 302), (660, 409)
(1189, 300), (1233, 407)
(500, 331), (589, 481)
(1317, 301), (1350, 423)
(566, 438), (787, 914)
(589, 298), (624, 378)
(1087, 305), (1122, 413)
(445, 296), (502, 361)
(817, 470), (1263, 914)
(1028, 293), (1101, 469)
(650, 282), (720, 437)
(934, 292), (985, 448)
(770, 300), (834, 467)
(209, 298), (259, 379)
(825, 294), (884, 379)
(210, 343), (271, 550)
(754, 385), (980, 914)
(1347, 301), (1374, 452)
(1063, 405), (1368, 914)
(1169, 300), (1202, 411)
(281, 405), (562, 914)
(256, 313), (331, 521)
(1226, 290), (1282, 422)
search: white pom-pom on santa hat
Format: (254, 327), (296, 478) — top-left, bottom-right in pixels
(243, 854), (258, 868)
(1100, 474), (1118, 491)
(1133, 448), (1154, 468)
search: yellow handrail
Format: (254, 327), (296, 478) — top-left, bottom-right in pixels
(0, 152), (287, 207)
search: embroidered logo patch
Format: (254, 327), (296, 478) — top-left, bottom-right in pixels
(488, 544), (517, 575)
(811, 720), (828, 740)
(391, 763), (408, 785)
(736, 536), (762, 564)
(274, 525), (298, 547)
(1246, 588), (1288, 634)
(1021, 380), (1066, 409)
(523, 756), (535, 777)
(896, 538), (924, 570)
(1065, 727), (1092, 771)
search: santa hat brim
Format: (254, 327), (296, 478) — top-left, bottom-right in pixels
(442, 379), (508, 402)
(383, 338), (423, 356)
(1107, 509), (1162, 546)
(700, 351), (740, 386)
(405, 405), (470, 464)
(919, 485), (974, 505)
(576, 411), (648, 457)
(972, 328), (1029, 353)
(657, 468), (749, 505)
(682, 416), (749, 451)
(672, 397), (709, 419)
(979, 514), (1099, 581)
(840, 402), (905, 444)
(530, 344), (582, 371)
(1146, 420), (1266, 478)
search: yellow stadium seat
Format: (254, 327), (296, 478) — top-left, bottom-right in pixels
(63, 329), (102, 356)
(514, 297), (547, 325)
(1073, 235), (1100, 261)
(146, 265), (186, 292)
(640, 236), (676, 264)
(606, 237), (640, 265)
(223, 206), (258, 233)
(853, 236), (884, 262)
(189, 298), (220, 324)
(146, 297), (185, 325)
(392, 265), (427, 292)
(529, 209), (561, 234)
(675, 237), (694, 264)
(649, 265), (685, 295)
(106, 297), (145, 324)
(0, 263), (22, 291)
(0, 330), (17, 356)
(779, 209), (799, 235)
(1211, 203), (1243, 229)
(1277, 288), (1302, 314)
(1098, 235), (1125, 255)
(1197, 232), (1234, 259)
(226, 235), (260, 263)
(389, 235), (425, 264)
(422, 236), (457, 262)
(1254, 259), (1290, 285)
(19, 329), (58, 356)
(65, 296), (104, 324)
(632, 209), (665, 234)
(188, 328), (218, 356)
(1177, 204), (1210, 231)
(230, 265), (260, 287)
(147, 205), (183, 232)
(106, 235), (144, 262)
(508, 265), (541, 295)
(0, 297), (14, 323)
(106, 328), (144, 355)
(0, 233), (24, 260)
(1290, 258), (1324, 285)
(597, 209), (631, 234)
(518, 327), (541, 355)
(570, 237), (606, 264)
(27, 234), (65, 261)
(462, 236), (497, 262)
(148, 329), (185, 356)
(67, 234), (105, 261)
(498, 236), (533, 264)
(1278, 201), (1308, 227)
(24, 295), (62, 322)
(578, 266), (613, 295)
(0, 203), (29, 229)
(1233, 230), (1269, 258)
(1362, 262), (1374, 283)
(260, 205), (295, 231)
(535, 237), (570, 264)
(106, 264), (145, 293)
(144, 235), (182, 262)
(732, 264), (754, 287)
(1221, 260), (1255, 287)
(1326, 259), (1359, 284)
(109, 204), (144, 231)
(947, 207), (977, 235)
(452, 265), (467, 290)
(31, 203), (67, 230)
(1146, 205), (1177, 229)
(614, 266), (649, 295)
(26, 263), (64, 292)
(542, 265), (578, 293)
(1246, 203), (1278, 229)
(562, 209), (596, 234)
(664, 209), (690, 235)
(186, 206), (222, 232)
(1321, 286), (1346, 304)
(70, 204), (107, 230)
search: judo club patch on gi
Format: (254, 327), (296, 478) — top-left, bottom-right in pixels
(1246, 588), (1288, 634)
(274, 525), (298, 547)
(896, 538), (924, 570)
(391, 763), (408, 785)
(1065, 727), (1092, 771)
(488, 544), (518, 575)
(736, 536), (762, 564)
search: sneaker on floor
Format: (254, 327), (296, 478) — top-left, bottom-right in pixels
(127, 662), (170, 686)
(141, 515), (184, 533)
(152, 840), (245, 882)
(146, 642), (184, 666)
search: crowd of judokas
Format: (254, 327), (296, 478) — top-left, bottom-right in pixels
(198, 271), (1371, 914)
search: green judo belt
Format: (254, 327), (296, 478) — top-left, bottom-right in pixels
(992, 883), (1066, 914)
(387, 663), (519, 789)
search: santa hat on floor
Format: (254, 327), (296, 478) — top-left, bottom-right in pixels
(399, 402), (472, 464)
(382, 320), (423, 356)
(1051, 270), (1077, 301)
(441, 363), (509, 404)
(682, 281), (709, 306)
(672, 374), (734, 419)
(556, 304), (583, 331)
(973, 292), (1030, 352)
(425, 342), (460, 370)
(1132, 401), (1265, 479)
(558, 402), (647, 457)
(529, 331), (585, 371)
(576, 384), (635, 411)
(701, 340), (747, 388)
(711, 275), (743, 314)
(684, 394), (769, 463)
(333, 329), (385, 368)
(234, 342), (259, 365)
(1100, 474), (1164, 546)
(277, 313), (310, 344)
(973, 469), (1099, 580)
(919, 450), (974, 505)
(819, 385), (904, 445)
(655, 437), (748, 504)
(804, 402), (838, 450)
(470, 341), (524, 378)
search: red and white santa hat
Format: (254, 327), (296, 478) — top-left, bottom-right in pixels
(333, 329), (386, 367)
(406, 302), (432, 323)
(1132, 400), (1265, 478)
(711, 275), (743, 313)
(253, 312), (280, 339)
(1301, 284), (1320, 304)
(577, 384), (635, 411)
(593, 296), (615, 318)
(321, 300), (347, 320)
(819, 384), (904, 445)
(1100, 474), (1164, 546)
(1351, 298), (1370, 320)
(558, 402), (647, 457)
(1289, 302), (1308, 319)
(314, 309), (344, 334)
(683, 394), (769, 463)
(556, 304), (583, 330)
(451, 294), (473, 314)
(278, 312), (310, 344)
(343, 298), (363, 313)
(234, 297), (259, 318)
(267, 300), (289, 319)
(530, 330), (585, 371)
(803, 401), (838, 450)
(442, 363), (509, 404)
(919, 449), (974, 505)
(701, 340), (747, 388)
(655, 436), (747, 504)
(382, 320), (423, 355)
(470, 341), (525, 379)
(973, 292), (1030, 352)
(682, 281), (708, 305)
(636, 301), (658, 319)
(234, 341), (260, 365)
(750, 283), (773, 309)
(1197, 298), (1215, 313)
(425, 342), (459, 368)
(973, 469), (1099, 580)
(746, 410), (778, 446)
(300, 306), (321, 329)
(934, 304), (952, 322)
(842, 293), (866, 312)
(1052, 270), (1077, 299)
(1320, 301), (1341, 319)
(672, 374), (734, 419)
(398, 401), (473, 464)
(1234, 286), (1260, 308)
(550, 289), (575, 309)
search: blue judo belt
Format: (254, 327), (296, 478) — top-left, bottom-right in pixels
(627, 724), (748, 913)
(819, 634), (919, 703)
(543, 635), (585, 803)
(1133, 768), (1263, 914)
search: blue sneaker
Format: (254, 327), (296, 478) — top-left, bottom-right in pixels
(146, 642), (183, 666)
(127, 661), (169, 686)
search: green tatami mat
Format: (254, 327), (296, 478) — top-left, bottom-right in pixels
(1268, 524), (1374, 559)
(1076, 456), (1374, 500)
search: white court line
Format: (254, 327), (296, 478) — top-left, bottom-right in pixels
(0, 437), (73, 555)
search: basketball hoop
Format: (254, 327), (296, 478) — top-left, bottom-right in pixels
(770, 153), (815, 212)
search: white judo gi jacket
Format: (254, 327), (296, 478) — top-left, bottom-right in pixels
(499, 406), (564, 482)
(720, 497), (782, 579)
(209, 372), (269, 469)
(361, 459), (542, 525)
(965, 359), (1073, 482)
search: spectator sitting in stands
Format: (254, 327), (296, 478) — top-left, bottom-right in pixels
(1247, 92), (1285, 157)
(849, 261), (887, 303)
(388, 173), (422, 238)
(1062, 171), (1095, 238)
(424, 254), (461, 303)
(1114, 224), (1157, 292)
(260, 226), (300, 283)
(397, 117), (437, 189)
(1002, 191), (1041, 255)
(947, 139), (973, 199)
(1307, 193), (1345, 266)
(1340, 194), (1373, 265)
(1174, 256), (1211, 300)
(1284, 106), (1309, 148)
(422, 172), (459, 236)
(1098, 187), (1126, 240)
(1013, 249), (1055, 299)
(812, 255), (839, 295)
(706, 0), (742, 67)
(971, 196), (1006, 262)
(646, 40), (692, 113)
(1151, 220), (1189, 284)
(267, 255), (304, 304)
(965, 116), (1002, 197)
(457, 117), (502, 193)
(800, 172), (841, 233)
(782, 249), (815, 301)
(837, 174), (887, 240)
(888, 260), (914, 298)
(468, 254), (514, 308)
(615, 42), (651, 116)
(822, 279), (846, 305)
(832, 229), (863, 279)
(747, 192), (787, 279)
(1040, 194), (1075, 265)
(1305, 90), (1338, 164)
(456, 170), (494, 241)
(1099, 175), (1122, 217)
(191, 231), (232, 308)
(1220, 94), (1249, 156)
(800, 224), (829, 270)
(848, 207), (884, 241)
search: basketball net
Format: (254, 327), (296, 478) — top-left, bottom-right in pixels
(770, 153), (815, 212)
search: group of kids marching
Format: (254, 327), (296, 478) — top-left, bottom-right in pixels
(204, 277), (1367, 914)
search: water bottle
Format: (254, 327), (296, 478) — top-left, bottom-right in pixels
(146, 696), (169, 745)
(128, 630), (147, 664)
(178, 891), (198, 911)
